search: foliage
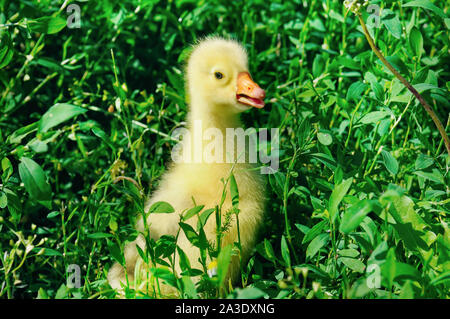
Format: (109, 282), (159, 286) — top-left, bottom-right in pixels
(0, 0), (449, 299)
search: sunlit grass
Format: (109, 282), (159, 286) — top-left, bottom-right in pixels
(0, 0), (449, 299)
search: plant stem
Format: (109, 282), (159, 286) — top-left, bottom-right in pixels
(356, 13), (450, 157)
(283, 148), (299, 265)
(345, 88), (369, 148)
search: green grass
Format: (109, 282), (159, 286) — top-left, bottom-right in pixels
(0, 0), (449, 299)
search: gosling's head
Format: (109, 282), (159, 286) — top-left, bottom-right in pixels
(186, 37), (266, 115)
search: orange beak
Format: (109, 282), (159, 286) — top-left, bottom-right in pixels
(236, 72), (266, 108)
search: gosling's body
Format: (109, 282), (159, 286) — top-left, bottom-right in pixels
(108, 37), (267, 296)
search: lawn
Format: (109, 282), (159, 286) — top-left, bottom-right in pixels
(0, 0), (449, 299)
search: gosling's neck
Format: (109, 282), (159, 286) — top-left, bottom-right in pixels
(187, 99), (243, 132)
(185, 98), (246, 166)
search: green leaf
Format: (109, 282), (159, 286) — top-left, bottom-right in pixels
(3, 188), (21, 223)
(317, 132), (332, 146)
(37, 288), (49, 299)
(86, 232), (113, 239)
(359, 111), (390, 125)
(394, 262), (420, 281)
(229, 173), (239, 208)
(409, 26), (423, 56)
(360, 216), (380, 246)
(392, 223), (428, 253)
(312, 55), (325, 77)
(381, 9), (402, 39)
(0, 46), (13, 69)
(8, 121), (39, 144)
(334, 165), (343, 185)
(28, 139), (48, 153)
(346, 81), (367, 102)
(108, 242), (125, 266)
(197, 225), (209, 254)
(309, 153), (337, 172)
(268, 171), (286, 199)
(306, 233), (329, 260)
(179, 222), (206, 249)
(414, 170), (445, 184)
(368, 241), (389, 266)
(41, 248), (63, 257)
(340, 199), (376, 234)
(91, 127), (115, 151)
(182, 205), (204, 221)
(399, 280), (415, 299)
(329, 10), (345, 23)
(0, 191), (7, 209)
(328, 177), (353, 222)
(430, 270), (450, 286)
(364, 72), (384, 101)
(297, 117), (311, 148)
(391, 195), (436, 259)
(150, 267), (177, 288)
(109, 218), (118, 232)
(381, 150), (399, 175)
(337, 56), (360, 70)
(383, 248), (397, 288)
(0, 33), (14, 69)
(412, 83), (441, 93)
(154, 235), (176, 259)
(28, 16), (67, 34)
(232, 286), (266, 299)
(55, 284), (69, 299)
(135, 243), (148, 264)
(280, 235), (291, 268)
(302, 220), (328, 244)
(18, 157), (52, 201)
(181, 276), (197, 298)
(178, 46), (193, 63)
(147, 201), (175, 214)
(296, 224), (310, 235)
(339, 257), (365, 273)
(39, 103), (87, 133)
(415, 153), (434, 170)
(32, 57), (64, 72)
(392, 195), (427, 231)
(403, 0), (447, 19)
(338, 248), (360, 258)
(294, 263), (330, 281)
(263, 238), (276, 262)
(197, 208), (215, 229)
(382, 250), (421, 287)
(217, 245), (233, 287)
(177, 246), (192, 274)
(1, 157), (13, 183)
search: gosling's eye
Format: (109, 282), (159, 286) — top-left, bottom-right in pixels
(214, 72), (224, 80)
